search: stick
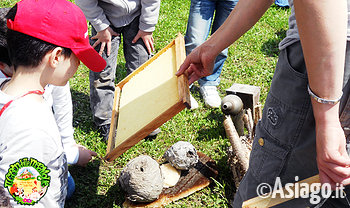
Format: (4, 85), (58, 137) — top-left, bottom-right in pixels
(243, 111), (252, 141)
(223, 115), (249, 172)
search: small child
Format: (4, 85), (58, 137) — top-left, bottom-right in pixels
(76, 0), (161, 141)
(0, 6), (97, 201)
(0, 7), (98, 199)
(0, 0), (106, 207)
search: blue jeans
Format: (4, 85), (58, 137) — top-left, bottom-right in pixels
(185, 0), (238, 87)
(66, 171), (75, 200)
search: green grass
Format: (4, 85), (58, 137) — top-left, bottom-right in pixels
(1, 1), (290, 207)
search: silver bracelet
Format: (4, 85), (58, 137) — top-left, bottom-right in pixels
(307, 85), (342, 105)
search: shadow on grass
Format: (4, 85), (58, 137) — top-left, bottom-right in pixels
(71, 89), (95, 132)
(65, 159), (124, 208)
(69, 89), (128, 207)
(196, 110), (226, 142)
(206, 143), (237, 206)
(261, 28), (287, 57)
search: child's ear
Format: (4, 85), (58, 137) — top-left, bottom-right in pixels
(48, 47), (64, 68)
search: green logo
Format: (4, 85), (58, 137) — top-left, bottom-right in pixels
(4, 157), (51, 205)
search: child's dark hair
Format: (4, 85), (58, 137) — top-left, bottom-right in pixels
(6, 5), (72, 70)
(0, 8), (10, 66)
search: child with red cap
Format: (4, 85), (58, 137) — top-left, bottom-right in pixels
(0, 6), (99, 201)
(0, 0), (106, 207)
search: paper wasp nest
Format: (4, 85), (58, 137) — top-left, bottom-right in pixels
(119, 155), (163, 202)
(163, 141), (198, 170)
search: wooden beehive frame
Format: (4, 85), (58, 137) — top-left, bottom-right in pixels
(105, 34), (190, 162)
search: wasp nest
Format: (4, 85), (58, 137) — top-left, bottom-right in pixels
(163, 141), (198, 170)
(119, 155), (163, 202)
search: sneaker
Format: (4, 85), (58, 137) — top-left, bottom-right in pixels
(98, 124), (110, 142)
(148, 128), (161, 137)
(190, 94), (199, 110)
(200, 86), (221, 108)
(145, 128), (161, 141)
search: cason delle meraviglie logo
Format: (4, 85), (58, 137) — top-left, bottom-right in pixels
(4, 157), (51, 205)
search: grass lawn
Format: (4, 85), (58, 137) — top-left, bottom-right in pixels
(1, 0), (290, 207)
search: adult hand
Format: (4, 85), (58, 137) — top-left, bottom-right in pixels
(316, 121), (350, 189)
(91, 27), (119, 56)
(132, 30), (155, 54)
(176, 44), (217, 84)
(76, 144), (97, 167)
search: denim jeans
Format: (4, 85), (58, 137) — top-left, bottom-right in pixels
(66, 171), (75, 200)
(89, 16), (150, 126)
(185, 0), (238, 87)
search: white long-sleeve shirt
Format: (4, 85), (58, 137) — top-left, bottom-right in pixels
(0, 79), (68, 207)
(0, 70), (79, 165)
(44, 84), (79, 165)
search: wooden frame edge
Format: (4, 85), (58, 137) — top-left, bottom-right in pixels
(106, 86), (121, 154)
(175, 33), (191, 109)
(116, 37), (177, 89)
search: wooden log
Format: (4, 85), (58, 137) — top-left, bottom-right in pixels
(243, 110), (253, 141)
(223, 115), (249, 172)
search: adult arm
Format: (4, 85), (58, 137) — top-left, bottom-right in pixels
(132, 0), (161, 54)
(294, 0), (350, 187)
(177, 0), (274, 84)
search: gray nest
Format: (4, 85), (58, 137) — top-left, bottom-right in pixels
(163, 141), (198, 170)
(119, 155), (163, 203)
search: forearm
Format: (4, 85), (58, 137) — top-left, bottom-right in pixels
(294, 0), (347, 125)
(206, 0), (273, 56)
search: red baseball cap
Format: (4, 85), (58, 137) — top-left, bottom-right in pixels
(7, 0), (106, 72)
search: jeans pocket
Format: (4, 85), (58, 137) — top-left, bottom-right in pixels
(261, 94), (309, 146)
(264, 43), (311, 145)
(249, 123), (290, 184)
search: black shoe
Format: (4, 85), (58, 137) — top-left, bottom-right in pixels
(98, 124), (110, 142)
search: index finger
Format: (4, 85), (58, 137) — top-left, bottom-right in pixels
(99, 42), (106, 56)
(90, 150), (98, 156)
(176, 57), (191, 76)
(144, 40), (152, 55)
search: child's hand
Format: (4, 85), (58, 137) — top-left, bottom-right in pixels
(76, 144), (97, 167)
(132, 30), (155, 54)
(91, 27), (119, 56)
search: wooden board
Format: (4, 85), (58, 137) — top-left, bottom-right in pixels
(242, 175), (320, 208)
(123, 152), (218, 207)
(105, 34), (190, 161)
